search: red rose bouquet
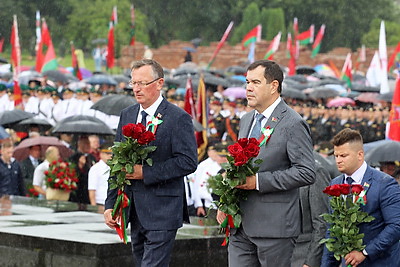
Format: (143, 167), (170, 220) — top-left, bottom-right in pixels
(44, 159), (78, 191)
(320, 183), (374, 265)
(208, 135), (272, 245)
(108, 122), (159, 243)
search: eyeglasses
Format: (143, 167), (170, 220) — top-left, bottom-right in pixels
(129, 77), (161, 88)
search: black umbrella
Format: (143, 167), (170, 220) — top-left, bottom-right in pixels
(0, 72), (13, 81)
(286, 75), (308, 83)
(91, 94), (137, 116)
(12, 117), (53, 133)
(18, 70), (43, 85)
(296, 65), (316, 75)
(225, 66), (247, 75)
(0, 110), (35, 128)
(378, 91), (394, 102)
(91, 38), (107, 45)
(112, 74), (130, 84)
(42, 70), (69, 83)
(351, 84), (380, 93)
(364, 140), (400, 165)
(308, 87), (340, 99)
(281, 87), (307, 100)
(173, 68), (199, 77)
(52, 115), (115, 135)
(85, 74), (117, 85)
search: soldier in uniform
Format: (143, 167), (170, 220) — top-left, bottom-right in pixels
(0, 84), (10, 113)
(208, 98), (225, 142)
(222, 99), (240, 142)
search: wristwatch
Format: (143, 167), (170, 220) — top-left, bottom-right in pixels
(362, 249), (369, 258)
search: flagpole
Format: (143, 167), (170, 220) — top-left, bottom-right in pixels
(379, 20), (390, 94)
(207, 21), (234, 70)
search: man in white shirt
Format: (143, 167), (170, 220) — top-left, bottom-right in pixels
(32, 146), (60, 198)
(88, 143), (112, 213)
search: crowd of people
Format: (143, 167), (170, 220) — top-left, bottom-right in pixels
(1, 58), (400, 266)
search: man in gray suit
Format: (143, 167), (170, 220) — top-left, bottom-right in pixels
(217, 60), (316, 267)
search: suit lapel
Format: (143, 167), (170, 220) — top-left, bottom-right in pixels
(262, 100), (288, 130)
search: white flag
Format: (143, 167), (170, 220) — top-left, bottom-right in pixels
(366, 51), (381, 87)
(379, 20), (390, 94)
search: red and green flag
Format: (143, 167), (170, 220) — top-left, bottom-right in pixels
(129, 4), (135, 46)
(11, 15), (22, 109)
(264, 32), (281, 60)
(296, 25), (314, 46)
(388, 73), (400, 141)
(71, 42), (82, 80)
(286, 33), (292, 58)
(311, 24), (325, 58)
(241, 24), (262, 50)
(184, 77), (196, 118)
(341, 53), (353, 88)
(36, 19), (57, 72)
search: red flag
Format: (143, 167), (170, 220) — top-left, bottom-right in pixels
(110, 6), (118, 25)
(184, 77), (196, 117)
(296, 25), (314, 45)
(71, 42), (82, 80)
(389, 74), (400, 141)
(195, 77), (208, 160)
(129, 4), (135, 46)
(10, 15), (22, 108)
(387, 41), (400, 72)
(341, 53), (353, 88)
(241, 24), (262, 50)
(207, 21), (234, 69)
(35, 19), (57, 72)
(106, 22), (115, 69)
(0, 37), (4, 53)
(288, 40), (296, 76)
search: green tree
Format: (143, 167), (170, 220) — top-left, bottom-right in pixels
(230, 3), (261, 45)
(362, 19), (400, 48)
(261, 8), (286, 40)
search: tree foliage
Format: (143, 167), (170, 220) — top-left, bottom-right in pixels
(362, 19), (400, 48)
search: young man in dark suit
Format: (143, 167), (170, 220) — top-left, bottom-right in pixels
(217, 60), (316, 267)
(322, 128), (400, 267)
(104, 59), (198, 266)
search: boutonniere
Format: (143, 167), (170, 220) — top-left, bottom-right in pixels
(354, 182), (370, 205)
(259, 126), (274, 146)
(148, 113), (163, 134)
(271, 117), (278, 122)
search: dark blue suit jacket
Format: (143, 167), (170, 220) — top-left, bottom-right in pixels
(321, 165), (400, 267)
(105, 98), (198, 231)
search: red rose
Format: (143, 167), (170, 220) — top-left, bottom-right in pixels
(339, 184), (351, 195)
(323, 184), (343, 197)
(137, 131), (156, 145)
(131, 124), (146, 139)
(122, 124), (134, 138)
(237, 138), (250, 148)
(243, 143), (260, 158)
(248, 138), (260, 146)
(44, 171), (49, 175)
(351, 184), (364, 195)
(228, 143), (243, 156)
(233, 152), (249, 166)
(52, 160), (58, 165)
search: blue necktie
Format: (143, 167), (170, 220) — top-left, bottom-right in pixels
(249, 113), (264, 138)
(346, 177), (354, 185)
(141, 110), (148, 127)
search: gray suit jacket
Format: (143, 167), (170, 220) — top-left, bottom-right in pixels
(238, 100), (316, 238)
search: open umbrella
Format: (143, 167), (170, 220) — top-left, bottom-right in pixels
(296, 65), (316, 75)
(378, 92), (394, 102)
(281, 87), (307, 100)
(52, 115), (115, 135)
(112, 74), (130, 84)
(12, 117), (53, 133)
(308, 87), (340, 99)
(225, 66), (247, 75)
(0, 126), (10, 140)
(13, 136), (73, 161)
(326, 97), (356, 107)
(355, 92), (381, 103)
(85, 74), (117, 85)
(183, 47), (196, 53)
(364, 140), (400, 165)
(18, 70), (43, 85)
(42, 70), (69, 83)
(223, 87), (246, 99)
(0, 110), (35, 128)
(91, 38), (107, 45)
(91, 94), (137, 116)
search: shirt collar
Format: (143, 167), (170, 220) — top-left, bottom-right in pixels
(255, 97), (281, 121)
(345, 161), (367, 184)
(139, 94), (163, 121)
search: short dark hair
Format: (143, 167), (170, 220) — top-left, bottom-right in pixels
(131, 59), (164, 79)
(247, 60), (283, 93)
(331, 128), (363, 147)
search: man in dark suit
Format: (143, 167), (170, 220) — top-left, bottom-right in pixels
(321, 128), (400, 267)
(104, 59), (198, 266)
(19, 145), (42, 188)
(217, 60), (316, 267)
